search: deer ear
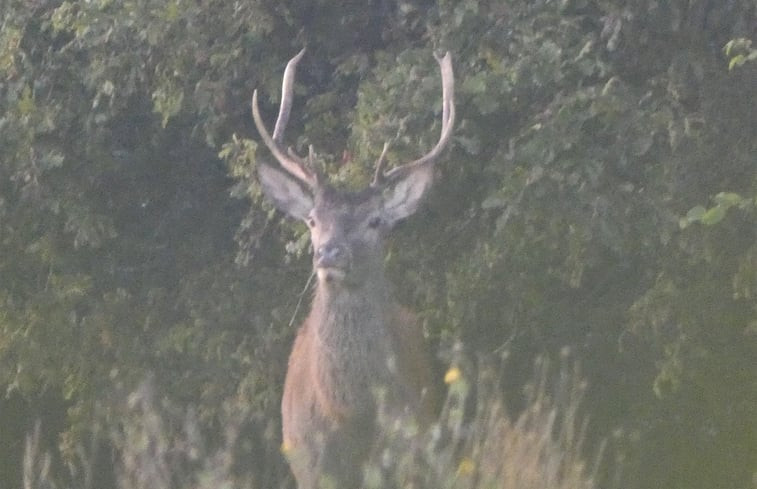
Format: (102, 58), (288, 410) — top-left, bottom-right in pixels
(381, 162), (435, 225)
(258, 163), (314, 220)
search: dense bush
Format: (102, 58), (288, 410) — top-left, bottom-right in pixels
(1, 1), (755, 488)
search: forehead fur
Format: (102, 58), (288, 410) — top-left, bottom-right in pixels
(314, 185), (380, 213)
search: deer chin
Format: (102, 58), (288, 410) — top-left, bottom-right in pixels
(317, 266), (347, 283)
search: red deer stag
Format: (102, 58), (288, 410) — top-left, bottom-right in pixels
(252, 49), (454, 489)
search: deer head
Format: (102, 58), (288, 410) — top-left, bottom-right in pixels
(253, 49), (454, 288)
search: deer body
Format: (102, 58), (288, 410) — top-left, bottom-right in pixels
(252, 50), (454, 489)
(282, 284), (434, 488)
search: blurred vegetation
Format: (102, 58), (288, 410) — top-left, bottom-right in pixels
(1, 0), (755, 488)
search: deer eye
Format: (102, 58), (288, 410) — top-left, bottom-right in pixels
(306, 216), (316, 228)
(367, 216), (382, 229)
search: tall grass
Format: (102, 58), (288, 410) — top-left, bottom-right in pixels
(24, 355), (599, 489)
(365, 352), (599, 489)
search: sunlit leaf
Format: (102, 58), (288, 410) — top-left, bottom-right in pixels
(700, 204), (727, 226)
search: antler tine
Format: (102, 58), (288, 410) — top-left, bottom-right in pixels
(252, 48), (317, 188)
(306, 145), (325, 184)
(380, 52), (455, 183)
(272, 48), (306, 143)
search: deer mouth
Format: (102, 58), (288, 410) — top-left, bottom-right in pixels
(317, 266), (347, 282)
(314, 245), (352, 283)
(315, 251), (350, 279)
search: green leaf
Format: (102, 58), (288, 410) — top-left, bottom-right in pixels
(18, 85), (35, 115)
(713, 192), (743, 207)
(700, 204), (727, 226)
(686, 205), (706, 221)
(728, 54), (746, 71)
(680, 205), (705, 229)
(152, 83), (184, 128)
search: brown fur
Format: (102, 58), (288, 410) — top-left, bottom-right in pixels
(281, 279), (439, 489)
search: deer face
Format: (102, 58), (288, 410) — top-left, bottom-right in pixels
(308, 187), (385, 286)
(258, 163), (435, 287)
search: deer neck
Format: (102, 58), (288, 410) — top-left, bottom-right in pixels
(311, 275), (394, 343)
(309, 274), (397, 410)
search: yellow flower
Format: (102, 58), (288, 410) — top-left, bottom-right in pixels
(280, 440), (293, 455)
(444, 366), (462, 384)
(457, 457), (475, 476)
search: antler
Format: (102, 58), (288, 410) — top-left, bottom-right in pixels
(372, 52), (456, 186)
(252, 48), (320, 188)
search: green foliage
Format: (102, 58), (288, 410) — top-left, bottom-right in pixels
(1, 0), (756, 488)
(681, 192), (756, 228)
(724, 38), (757, 70)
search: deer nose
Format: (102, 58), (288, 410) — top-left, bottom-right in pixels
(316, 243), (346, 268)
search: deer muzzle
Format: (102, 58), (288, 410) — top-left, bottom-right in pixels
(315, 243), (349, 270)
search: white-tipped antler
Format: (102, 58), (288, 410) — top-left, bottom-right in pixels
(372, 52), (455, 187)
(252, 48), (321, 188)
(254, 50), (454, 189)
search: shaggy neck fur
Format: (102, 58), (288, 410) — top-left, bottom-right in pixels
(309, 274), (397, 412)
